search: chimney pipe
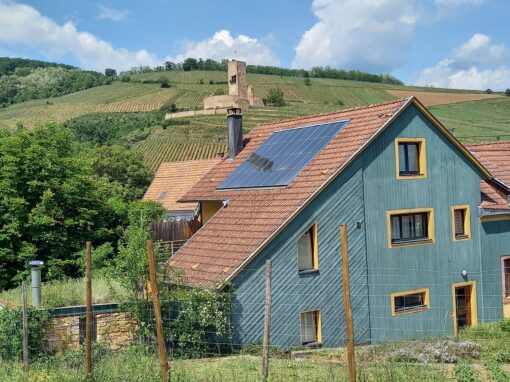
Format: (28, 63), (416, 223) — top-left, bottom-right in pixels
(227, 107), (243, 159)
(29, 260), (44, 307)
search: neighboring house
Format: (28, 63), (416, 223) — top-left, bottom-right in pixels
(143, 159), (220, 220)
(169, 98), (510, 348)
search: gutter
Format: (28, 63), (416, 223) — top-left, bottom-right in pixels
(477, 206), (510, 218)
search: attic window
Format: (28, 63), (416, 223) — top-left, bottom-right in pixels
(395, 138), (427, 179)
(230, 75), (237, 84)
(297, 223), (318, 273)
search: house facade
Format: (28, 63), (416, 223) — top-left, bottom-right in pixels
(169, 97), (510, 347)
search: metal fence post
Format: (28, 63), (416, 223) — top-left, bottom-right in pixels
(341, 224), (356, 382)
(261, 260), (272, 382)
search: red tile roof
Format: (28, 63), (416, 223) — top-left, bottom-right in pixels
(143, 159), (220, 213)
(467, 141), (510, 210)
(169, 97), (491, 287)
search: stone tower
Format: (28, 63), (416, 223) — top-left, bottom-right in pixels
(228, 60), (248, 100)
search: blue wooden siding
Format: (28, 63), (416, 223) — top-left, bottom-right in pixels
(231, 102), (507, 347)
(479, 220), (510, 321)
(232, 165), (370, 348)
(361, 104), (488, 343)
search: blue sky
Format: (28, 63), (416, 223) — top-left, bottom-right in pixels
(0, 0), (509, 90)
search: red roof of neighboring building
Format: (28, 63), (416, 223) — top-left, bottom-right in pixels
(169, 97), (492, 288)
(143, 159), (220, 213)
(467, 141), (510, 211)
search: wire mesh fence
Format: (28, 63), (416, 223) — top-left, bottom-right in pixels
(1, 239), (510, 381)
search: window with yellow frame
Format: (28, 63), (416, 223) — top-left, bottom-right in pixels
(395, 138), (427, 180)
(451, 205), (471, 241)
(300, 310), (322, 344)
(297, 222), (319, 273)
(387, 208), (435, 248)
(391, 288), (430, 316)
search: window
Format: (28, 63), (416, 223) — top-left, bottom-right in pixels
(503, 257), (510, 302)
(452, 205), (471, 241)
(395, 138), (427, 179)
(297, 223), (318, 273)
(391, 288), (430, 316)
(387, 208), (435, 247)
(230, 75), (237, 84)
(300, 310), (322, 345)
(79, 315), (97, 345)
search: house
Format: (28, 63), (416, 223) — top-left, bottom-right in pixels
(143, 159), (220, 220)
(169, 98), (510, 348)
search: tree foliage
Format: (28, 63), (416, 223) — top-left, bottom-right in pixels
(0, 64), (108, 107)
(265, 88), (286, 107)
(0, 123), (156, 290)
(122, 57), (403, 85)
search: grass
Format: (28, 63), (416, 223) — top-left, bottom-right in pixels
(431, 97), (510, 143)
(0, 278), (128, 308)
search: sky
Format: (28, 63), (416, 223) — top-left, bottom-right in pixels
(0, 0), (509, 90)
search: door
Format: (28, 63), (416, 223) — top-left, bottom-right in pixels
(455, 286), (471, 330)
(452, 281), (477, 335)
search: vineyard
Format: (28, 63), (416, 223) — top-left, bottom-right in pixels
(136, 139), (227, 170)
(1, 68), (508, 170)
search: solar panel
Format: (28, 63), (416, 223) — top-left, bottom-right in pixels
(217, 120), (348, 189)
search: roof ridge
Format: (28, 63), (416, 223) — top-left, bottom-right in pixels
(256, 97), (411, 128)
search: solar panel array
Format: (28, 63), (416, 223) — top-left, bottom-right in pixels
(217, 120), (348, 189)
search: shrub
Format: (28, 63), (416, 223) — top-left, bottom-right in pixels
(158, 77), (170, 88)
(120, 75), (131, 82)
(304, 78), (311, 86)
(454, 361), (481, 382)
(198, 78), (204, 84)
(265, 88), (286, 107)
(505, 88), (510, 97)
(214, 88), (225, 96)
(0, 307), (50, 360)
(485, 88), (493, 94)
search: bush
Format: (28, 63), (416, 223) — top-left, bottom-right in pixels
(485, 88), (493, 94)
(214, 88), (225, 96)
(506, 88), (510, 97)
(0, 307), (50, 360)
(159, 77), (170, 88)
(120, 75), (131, 82)
(265, 88), (286, 107)
(304, 78), (311, 86)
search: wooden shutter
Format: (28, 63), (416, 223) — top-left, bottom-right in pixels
(454, 209), (464, 236)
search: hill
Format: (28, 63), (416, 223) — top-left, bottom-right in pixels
(0, 68), (508, 170)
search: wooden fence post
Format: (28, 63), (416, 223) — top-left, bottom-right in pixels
(341, 224), (356, 382)
(261, 260), (272, 382)
(22, 281), (29, 373)
(85, 241), (92, 376)
(147, 240), (169, 382)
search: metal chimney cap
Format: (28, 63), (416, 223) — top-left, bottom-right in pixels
(29, 260), (44, 268)
(227, 107), (242, 115)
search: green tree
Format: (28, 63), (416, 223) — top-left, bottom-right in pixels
(506, 88), (510, 97)
(0, 124), (120, 289)
(88, 146), (153, 201)
(105, 68), (117, 77)
(182, 58), (199, 71)
(158, 76), (170, 88)
(265, 88), (286, 107)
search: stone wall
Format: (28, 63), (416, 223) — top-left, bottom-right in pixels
(46, 311), (137, 353)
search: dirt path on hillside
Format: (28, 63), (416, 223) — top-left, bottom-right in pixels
(387, 89), (501, 106)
